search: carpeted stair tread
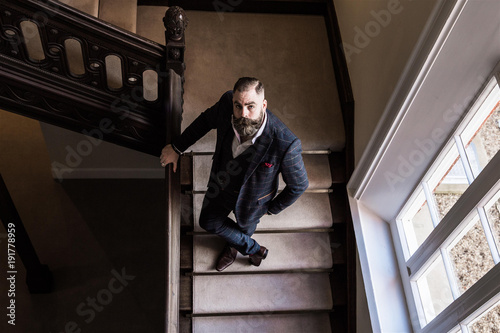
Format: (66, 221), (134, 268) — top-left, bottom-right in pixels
(58, 0), (99, 17)
(99, 0), (137, 33)
(193, 233), (333, 272)
(136, 5), (168, 43)
(192, 192), (333, 231)
(193, 273), (333, 314)
(192, 154), (331, 191)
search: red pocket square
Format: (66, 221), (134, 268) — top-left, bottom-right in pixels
(262, 162), (274, 168)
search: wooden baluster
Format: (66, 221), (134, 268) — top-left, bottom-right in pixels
(0, 174), (52, 293)
(163, 6), (187, 333)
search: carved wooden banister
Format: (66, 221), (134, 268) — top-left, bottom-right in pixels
(0, 0), (183, 156)
(163, 6), (187, 332)
(0, 6), (188, 328)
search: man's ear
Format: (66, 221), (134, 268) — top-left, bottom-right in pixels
(263, 99), (268, 110)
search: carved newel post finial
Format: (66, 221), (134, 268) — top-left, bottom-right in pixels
(163, 6), (188, 41)
(163, 6), (187, 76)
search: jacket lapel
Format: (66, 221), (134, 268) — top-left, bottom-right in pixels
(213, 115), (233, 171)
(242, 111), (273, 186)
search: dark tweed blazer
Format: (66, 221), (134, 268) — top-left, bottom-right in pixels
(173, 91), (309, 224)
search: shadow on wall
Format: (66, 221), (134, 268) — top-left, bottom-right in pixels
(56, 179), (166, 331)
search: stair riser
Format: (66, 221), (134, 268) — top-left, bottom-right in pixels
(193, 313), (331, 333)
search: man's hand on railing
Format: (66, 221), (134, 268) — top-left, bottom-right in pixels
(160, 144), (180, 172)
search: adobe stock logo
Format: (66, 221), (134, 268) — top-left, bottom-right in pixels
(212, 0), (243, 21)
(341, 0), (409, 63)
(384, 129), (447, 191)
(51, 267), (135, 333)
(383, 91), (480, 192)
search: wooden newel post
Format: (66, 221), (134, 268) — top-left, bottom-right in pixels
(0, 174), (52, 293)
(163, 6), (188, 77)
(163, 6), (187, 333)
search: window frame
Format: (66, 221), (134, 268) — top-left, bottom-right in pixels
(394, 72), (500, 332)
(346, 1), (500, 331)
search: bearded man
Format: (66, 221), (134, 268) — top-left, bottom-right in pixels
(160, 77), (309, 271)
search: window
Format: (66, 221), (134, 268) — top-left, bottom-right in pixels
(466, 296), (500, 332)
(396, 74), (500, 332)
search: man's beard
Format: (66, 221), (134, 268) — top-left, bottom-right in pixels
(232, 110), (264, 137)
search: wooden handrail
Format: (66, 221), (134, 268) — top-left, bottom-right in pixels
(163, 6), (187, 333)
(164, 70), (182, 332)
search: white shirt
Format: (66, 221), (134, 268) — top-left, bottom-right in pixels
(231, 111), (268, 158)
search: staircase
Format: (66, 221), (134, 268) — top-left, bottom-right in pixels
(0, 0), (355, 332)
(177, 149), (349, 332)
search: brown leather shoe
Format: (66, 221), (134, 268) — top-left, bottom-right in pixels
(216, 244), (238, 272)
(249, 246), (268, 267)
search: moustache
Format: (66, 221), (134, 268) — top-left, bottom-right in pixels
(232, 113), (263, 137)
(233, 116), (261, 128)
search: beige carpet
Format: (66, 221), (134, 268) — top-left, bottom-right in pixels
(137, 8), (346, 153)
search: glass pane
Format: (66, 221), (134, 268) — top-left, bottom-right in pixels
(405, 201), (435, 255)
(469, 299), (500, 333)
(416, 256), (454, 323)
(464, 101), (500, 179)
(20, 20), (45, 61)
(485, 191), (500, 253)
(432, 146), (470, 220)
(449, 217), (495, 294)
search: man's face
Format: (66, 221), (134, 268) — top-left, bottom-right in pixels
(232, 87), (267, 137)
(232, 87), (267, 120)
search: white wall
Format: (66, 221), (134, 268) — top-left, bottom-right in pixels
(333, 0), (437, 163)
(332, 1), (438, 331)
(350, 199), (411, 333)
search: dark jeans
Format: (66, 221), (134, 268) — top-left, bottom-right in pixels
(199, 191), (261, 255)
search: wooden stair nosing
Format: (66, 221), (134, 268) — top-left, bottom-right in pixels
(187, 227), (335, 235)
(187, 188), (333, 195)
(187, 308), (335, 318)
(188, 268), (334, 277)
(186, 150), (332, 156)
